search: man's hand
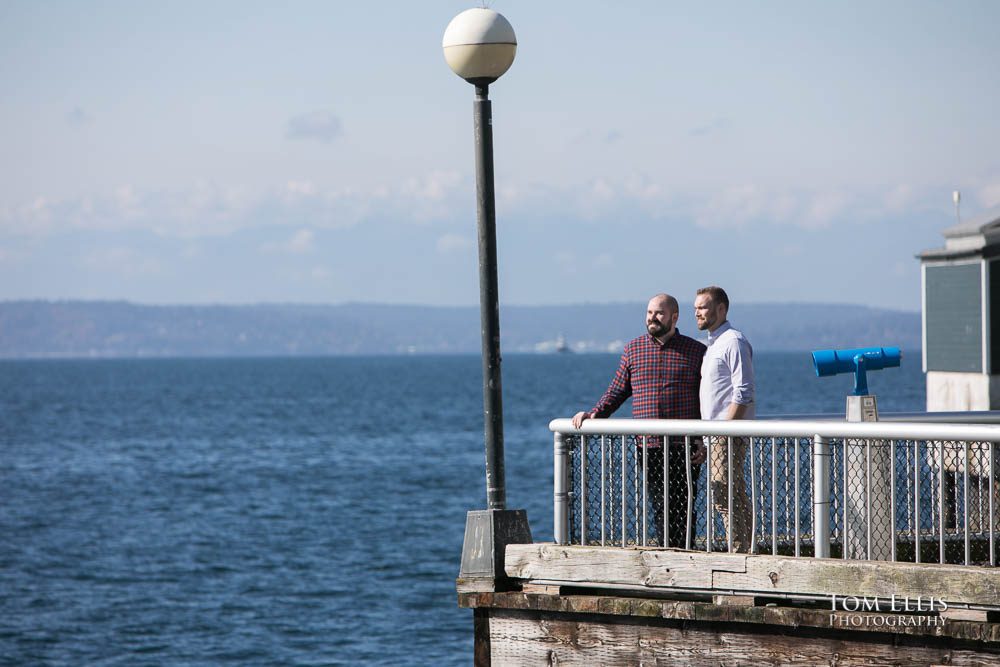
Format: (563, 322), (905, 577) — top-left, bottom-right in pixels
(571, 411), (593, 429)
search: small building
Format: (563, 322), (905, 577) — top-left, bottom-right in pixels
(919, 206), (1000, 410)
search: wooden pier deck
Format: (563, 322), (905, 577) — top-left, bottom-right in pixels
(458, 544), (1000, 666)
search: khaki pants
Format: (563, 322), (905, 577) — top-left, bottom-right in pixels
(708, 436), (752, 552)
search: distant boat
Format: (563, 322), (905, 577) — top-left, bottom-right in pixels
(555, 335), (571, 353)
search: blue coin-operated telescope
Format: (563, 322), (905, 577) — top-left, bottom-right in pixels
(812, 346), (902, 557)
(812, 346), (902, 396)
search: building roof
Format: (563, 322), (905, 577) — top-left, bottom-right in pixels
(940, 206), (1000, 238)
(919, 205), (1000, 261)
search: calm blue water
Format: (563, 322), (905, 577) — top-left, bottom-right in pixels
(0, 353), (924, 665)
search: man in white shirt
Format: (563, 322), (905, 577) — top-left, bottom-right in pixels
(695, 286), (755, 553)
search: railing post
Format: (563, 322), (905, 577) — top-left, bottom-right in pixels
(794, 437), (801, 557)
(813, 434), (831, 558)
(706, 436), (713, 552)
(991, 440), (996, 567)
(964, 440), (970, 566)
(580, 434), (588, 546)
(554, 431), (570, 545)
(914, 441), (921, 563)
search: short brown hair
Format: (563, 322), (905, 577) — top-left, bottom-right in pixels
(696, 286), (729, 310)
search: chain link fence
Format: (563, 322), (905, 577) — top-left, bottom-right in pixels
(561, 430), (998, 566)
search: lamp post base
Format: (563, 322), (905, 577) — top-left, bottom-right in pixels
(458, 509), (532, 593)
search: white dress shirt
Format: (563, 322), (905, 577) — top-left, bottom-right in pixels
(700, 320), (755, 420)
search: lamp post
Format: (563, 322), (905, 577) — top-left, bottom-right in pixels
(443, 9), (516, 511)
(444, 8), (531, 592)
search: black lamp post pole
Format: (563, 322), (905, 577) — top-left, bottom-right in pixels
(473, 82), (506, 511)
(453, 29), (531, 593)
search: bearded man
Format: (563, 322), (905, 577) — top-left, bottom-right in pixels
(572, 293), (706, 548)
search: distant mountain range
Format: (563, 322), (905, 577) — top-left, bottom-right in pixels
(0, 300), (921, 359)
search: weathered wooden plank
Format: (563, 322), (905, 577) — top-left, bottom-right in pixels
(715, 555), (1000, 606)
(505, 544), (747, 589)
(943, 609), (991, 623)
(505, 544), (1000, 607)
(521, 583), (563, 595)
(458, 577), (500, 594)
(460, 591), (1000, 643)
(485, 609), (1000, 667)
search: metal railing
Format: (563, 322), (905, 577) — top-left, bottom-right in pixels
(551, 417), (1000, 566)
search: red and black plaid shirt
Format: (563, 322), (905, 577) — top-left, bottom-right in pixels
(591, 330), (705, 422)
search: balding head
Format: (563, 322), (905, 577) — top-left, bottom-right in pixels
(646, 293), (679, 341)
(650, 293), (679, 316)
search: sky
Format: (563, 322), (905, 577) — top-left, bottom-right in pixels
(2, 0), (999, 311)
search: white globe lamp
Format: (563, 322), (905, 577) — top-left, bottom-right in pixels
(442, 8), (517, 85)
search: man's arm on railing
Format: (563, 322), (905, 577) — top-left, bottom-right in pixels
(571, 411), (593, 429)
(573, 346), (633, 428)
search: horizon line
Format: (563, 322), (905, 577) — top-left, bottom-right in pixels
(0, 298), (921, 314)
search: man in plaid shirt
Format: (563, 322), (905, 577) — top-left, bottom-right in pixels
(572, 293), (706, 548)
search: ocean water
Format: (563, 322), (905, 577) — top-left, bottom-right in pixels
(0, 352), (924, 665)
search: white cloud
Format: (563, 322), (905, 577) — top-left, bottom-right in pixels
(285, 110), (343, 144)
(0, 172), (958, 245)
(146, 182), (256, 237)
(497, 181), (549, 209)
(0, 173), (466, 239)
(883, 184), (915, 213)
(777, 243), (803, 257)
(695, 185), (769, 228)
(66, 106), (92, 126)
(496, 175), (675, 224)
(554, 250), (577, 274)
(978, 180), (1000, 209)
(286, 180), (317, 196)
(401, 170), (462, 202)
(801, 191), (847, 229)
(261, 228), (316, 255)
(114, 185), (143, 219)
(436, 233), (472, 254)
(79, 246), (162, 276)
(571, 128), (625, 146)
(590, 179), (615, 202)
(398, 170), (465, 222)
(0, 197), (56, 236)
(492, 177), (866, 231)
(622, 177), (663, 201)
(689, 117), (729, 137)
(694, 186), (854, 230)
(287, 229), (315, 253)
